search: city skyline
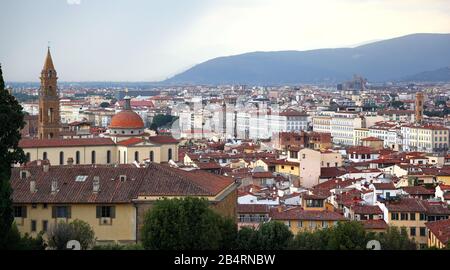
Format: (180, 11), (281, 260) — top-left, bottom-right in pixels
(1, 0), (450, 82)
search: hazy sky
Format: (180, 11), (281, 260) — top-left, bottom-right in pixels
(1, 0), (449, 82)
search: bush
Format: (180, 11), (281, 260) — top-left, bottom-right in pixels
(141, 197), (236, 250)
(48, 219), (96, 250)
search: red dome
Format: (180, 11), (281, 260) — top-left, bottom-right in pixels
(110, 110), (144, 129)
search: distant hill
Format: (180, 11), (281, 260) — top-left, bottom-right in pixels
(402, 67), (450, 82)
(163, 33), (450, 85)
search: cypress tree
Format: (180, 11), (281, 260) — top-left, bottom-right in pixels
(0, 64), (26, 249)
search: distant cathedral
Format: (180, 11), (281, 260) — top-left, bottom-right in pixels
(38, 48), (61, 139)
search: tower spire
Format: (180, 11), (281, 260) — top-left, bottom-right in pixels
(43, 46), (55, 71)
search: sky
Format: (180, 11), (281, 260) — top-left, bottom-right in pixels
(1, 0), (450, 82)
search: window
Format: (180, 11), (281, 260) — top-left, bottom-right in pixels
(75, 151), (80, 164)
(43, 152), (47, 160)
(168, 148), (173, 160)
(420, 227), (426, 236)
(306, 199), (324, 208)
(302, 154), (306, 159)
(26, 152), (31, 162)
(391, 213), (399, 220)
(149, 151), (154, 162)
(91, 151), (96, 164)
(419, 213), (426, 220)
(52, 206), (71, 218)
(106, 150), (111, 164)
(134, 151), (139, 162)
(410, 227), (416, 236)
(410, 213), (416, 221)
(96, 206), (116, 218)
(59, 151), (64, 165)
(285, 220), (291, 227)
(322, 221), (328, 228)
(123, 151), (126, 163)
(309, 221), (316, 229)
(31, 220), (37, 232)
(43, 203), (48, 209)
(13, 206), (27, 218)
(42, 220), (48, 232)
(298, 221), (303, 227)
(291, 166), (294, 170)
(32, 203), (37, 209)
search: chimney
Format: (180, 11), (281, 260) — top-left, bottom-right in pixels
(67, 157), (74, 166)
(93, 176), (100, 193)
(30, 179), (37, 193)
(43, 164), (49, 173)
(51, 179), (59, 194)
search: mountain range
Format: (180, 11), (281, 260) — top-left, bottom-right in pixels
(163, 33), (450, 85)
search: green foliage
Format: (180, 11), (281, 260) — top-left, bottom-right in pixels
(374, 226), (417, 250)
(92, 243), (144, 250)
(258, 221), (293, 250)
(390, 100), (405, 109)
(150, 114), (177, 131)
(48, 219), (96, 250)
(235, 227), (260, 250)
(141, 197), (235, 250)
(0, 64), (26, 249)
(99, 102), (110, 108)
(3, 223), (46, 250)
(291, 222), (417, 250)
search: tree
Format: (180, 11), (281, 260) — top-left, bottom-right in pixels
(47, 219), (96, 250)
(150, 114), (177, 131)
(390, 101), (405, 109)
(0, 64), (26, 249)
(258, 221), (293, 250)
(141, 197), (234, 250)
(99, 102), (110, 108)
(3, 223), (46, 250)
(235, 227), (260, 250)
(326, 221), (368, 250)
(375, 226), (416, 250)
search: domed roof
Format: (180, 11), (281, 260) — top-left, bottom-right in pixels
(110, 110), (144, 129)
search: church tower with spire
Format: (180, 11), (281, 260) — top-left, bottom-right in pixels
(38, 47), (61, 139)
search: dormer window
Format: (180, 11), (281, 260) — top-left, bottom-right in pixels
(119, 175), (127, 182)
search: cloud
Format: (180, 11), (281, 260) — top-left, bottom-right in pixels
(67, 0), (81, 5)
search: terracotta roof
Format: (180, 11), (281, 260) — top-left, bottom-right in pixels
(237, 204), (271, 214)
(148, 136), (179, 144)
(385, 198), (427, 213)
(11, 163), (235, 203)
(347, 146), (377, 155)
(195, 161), (221, 170)
(117, 137), (145, 146)
(109, 110), (144, 129)
(270, 207), (347, 221)
(252, 172), (274, 179)
(351, 205), (383, 215)
(425, 219), (450, 245)
(302, 193), (329, 200)
(19, 138), (115, 148)
(402, 186), (435, 195)
(361, 219), (389, 230)
(320, 167), (346, 178)
(373, 182), (396, 190)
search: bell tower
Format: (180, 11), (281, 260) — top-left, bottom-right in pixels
(38, 47), (61, 139)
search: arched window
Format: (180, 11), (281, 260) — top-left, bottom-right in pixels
(59, 151), (64, 165)
(43, 152), (47, 160)
(149, 151), (154, 162)
(75, 151), (80, 164)
(168, 148), (173, 161)
(91, 151), (96, 164)
(26, 152), (31, 162)
(123, 151), (126, 163)
(107, 150), (111, 164)
(49, 132), (54, 139)
(134, 151), (139, 162)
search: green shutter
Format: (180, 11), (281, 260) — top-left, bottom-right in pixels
(96, 206), (101, 218)
(22, 206), (27, 218)
(52, 206), (57, 218)
(67, 206), (71, 218)
(110, 206), (116, 218)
